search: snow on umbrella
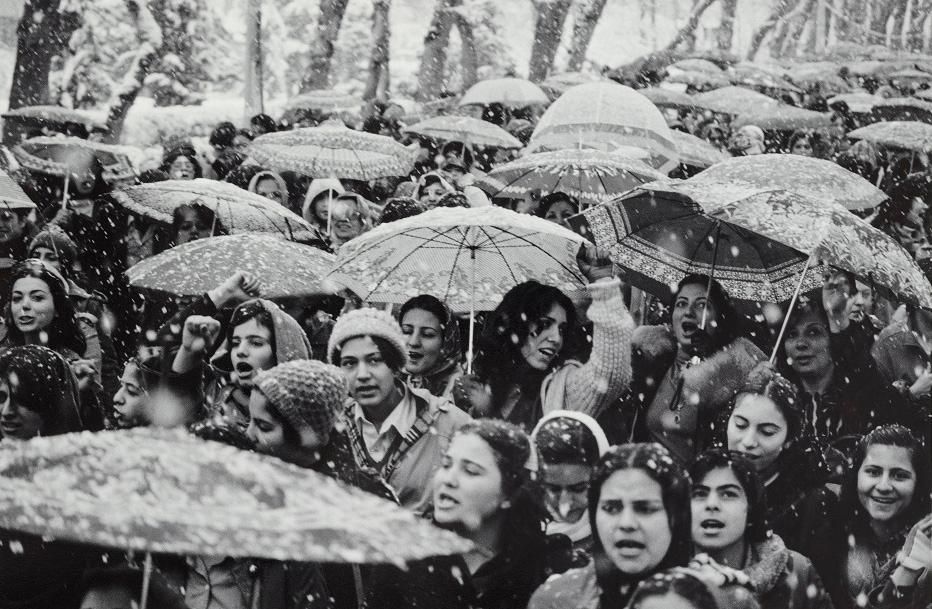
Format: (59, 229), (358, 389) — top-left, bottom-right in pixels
(692, 86), (780, 115)
(475, 149), (665, 208)
(112, 179), (316, 238)
(528, 82), (679, 173)
(0, 168), (36, 212)
(0, 427), (471, 564)
(682, 154), (886, 212)
(871, 97), (932, 124)
(1, 105), (106, 131)
(127, 234), (336, 299)
(848, 121), (932, 152)
(670, 130), (727, 169)
(890, 68), (932, 84)
(540, 72), (605, 99)
(247, 123), (417, 180)
(664, 70), (732, 89)
(669, 58), (723, 73)
(638, 87), (698, 110)
(284, 90), (361, 113)
(458, 77), (549, 108)
(828, 92), (881, 114)
(729, 64), (800, 93)
(403, 115), (522, 148)
(13, 136), (136, 184)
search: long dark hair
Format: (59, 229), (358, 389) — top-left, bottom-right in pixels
(0, 345), (83, 436)
(5, 259), (86, 355)
(589, 443), (692, 608)
(690, 449), (770, 545)
(628, 571), (719, 609)
(668, 274), (742, 351)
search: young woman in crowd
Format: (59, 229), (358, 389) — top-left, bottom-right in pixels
(398, 294), (463, 399)
(537, 192), (579, 229)
(626, 571), (720, 609)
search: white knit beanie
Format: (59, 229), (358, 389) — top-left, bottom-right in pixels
(327, 308), (409, 369)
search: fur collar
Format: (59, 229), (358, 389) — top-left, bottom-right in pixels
(745, 535), (790, 595)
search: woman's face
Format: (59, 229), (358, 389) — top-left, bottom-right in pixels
(727, 394), (790, 474)
(520, 303), (568, 371)
(791, 137), (813, 156)
(540, 461), (591, 524)
(330, 201), (363, 241)
(30, 246), (62, 273)
(671, 282), (719, 351)
(338, 336), (398, 411)
(245, 388), (325, 458)
(401, 308), (444, 375)
(784, 310), (833, 380)
(420, 183), (446, 208)
(906, 197), (929, 228)
(433, 432), (508, 533)
(595, 468), (672, 576)
(312, 193), (333, 224)
(175, 208), (212, 245)
(168, 155), (197, 180)
(0, 379), (43, 440)
(11, 277), (56, 336)
(112, 362), (149, 429)
(857, 444), (917, 524)
(691, 467), (749, 552)
(255, 177), (284, 205)
(544, 199), (576, 228)
(230, 318), (275, 387)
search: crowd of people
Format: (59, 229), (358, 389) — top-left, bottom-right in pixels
(0, 57), (929, 609)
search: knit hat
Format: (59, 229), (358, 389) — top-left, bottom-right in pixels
(327, 308), (408, 369)
(253, 359), (346, 445)
(29, 225), (77, 269)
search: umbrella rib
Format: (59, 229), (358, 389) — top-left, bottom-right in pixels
(443, 227), (473, 301)
(479, 225), (583, 281)
(331, 227), (461, 265)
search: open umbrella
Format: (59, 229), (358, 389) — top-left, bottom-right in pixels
(13, 136), (136, 184)
(682, 153), (886, 212)
(848, 121), (932, 152)
(528, 82), (679, 173)
(0, 169), (36, 211)
(639, 87), (698, 110)
(827, 92), (881, 114)
(403, 115), (522, 148)
(669, 58), (723, 73)
(732, 104), (832, 131)
(284, 90), (360, 113)
(540, 72), (604, 99)
(729, 64), (800, 93)
(890, 68), (932, 84)
(871, 97), (932, 124)
(475, 149), (665, 207)
(670, 130), (727, 169)
(665, 70), (732, 89)
(128, 233), (335, 298)
(1, 105), (106, 131)
(0, 427), (471, 565)
(112, 179), (316, 238)
(458, 78), (549, 108)
(785, 62), (851, 94)
(247, 122), (417, 180)
(692, 86), (779, 115)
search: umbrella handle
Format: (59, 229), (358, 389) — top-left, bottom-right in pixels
(769, 254), (816, 364)
(700, 224), (722, 330)
(139, 551), (153, 609)
(466, 249), (476, 375)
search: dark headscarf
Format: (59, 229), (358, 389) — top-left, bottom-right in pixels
(0, 345), (83, 436)
(399, 294), (462, 396)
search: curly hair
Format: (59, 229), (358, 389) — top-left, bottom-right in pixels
(4, 259), (86, 356)
(628, 571), (718, 609)
(690, 449), (770, 544)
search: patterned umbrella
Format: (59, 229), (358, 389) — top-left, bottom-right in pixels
(458, 77), (549, 108)
(13, 136), (136, 183)
(871, 97), (932, 124)
(284, 90), (360, 113)
(247, 123), (417, 179)
(683, 153), (886, 211)
(112, 179), (315, 238)
(732, 105), (832, 130)
(528, 82), (679, 173)
(0, 428), (470, 564)
(848, 121), (932, 152)
(639, 87), (698, 110)
(403, 116), (522, 148)
(1, 105), (106, 130)
(475, 149), (665, 207)
(0, 169), (36, 211)
(670, 130), (727, 169)
(692, 86), (779, 115)
(127, 234), (336, 298)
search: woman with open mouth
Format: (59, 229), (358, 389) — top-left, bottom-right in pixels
(817, 425), (931, 609)
(398, 294), (463, 400)
(689, 449), (832, 609)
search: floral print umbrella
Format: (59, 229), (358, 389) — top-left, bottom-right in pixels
(0, 428), (471, 564)
(848, 121), (932, 152)
(127, 234), (336, 299)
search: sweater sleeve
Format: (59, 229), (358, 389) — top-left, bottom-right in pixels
(555, 277), (635, 419)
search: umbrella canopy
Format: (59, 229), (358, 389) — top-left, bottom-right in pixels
(871, 97), (932, 124)
(669, 58), (723, 73)
(284, 90), (360, 113)
(692, 86), (780, 115)
(827, 92), (881, 113)
(890, 68), (932, 83)
(916, 89), (932, 102)
(475, 149), (665, 207)
(732, 104), (833, 131)
(664, 70), (732, 89)
(0, 428), (470, 564)
(0, 169), (36, 211)
(528, 82), (679, 173)
(638, 87), (697, 110)
(127, 233), (335, 299)
(785, 62), (851, 94)
(848, 121), (932, 152)
(729, 64), (800, 93)
(458, 78), (549, 108)
(682, 154), (886, 212)
(403, 116), (522, 148)
(670, 130), (727, 169)
(247, 123), (417, 180)
(1, 105), (106, 131)
(328, 206), (589, 314)
(13, 136), (136, 184)
(569, 186), (826, 303)
(112, 179), (315, 237)
(541, 72), (604, 98)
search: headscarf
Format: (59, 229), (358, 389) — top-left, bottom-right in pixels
(301, 178), (344, 225)
(398, 295), (462, 396)
(0, 345), (83, 436)
(247, 170), (289, 203)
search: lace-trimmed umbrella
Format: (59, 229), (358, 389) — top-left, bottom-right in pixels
(403, 115), (522, 148)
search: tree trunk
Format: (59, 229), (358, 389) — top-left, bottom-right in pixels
(717, 0), (738, 51)
(528, 0), (573, 82)
(102, 0), (163, 144)
(923, 11), (932, 52)
(748, 0), (798, 59)
(899, 0), (913, 49)
(416, 0), (457, 101)
(363, 0), (391, 102)
(244, 0), (263, 117)
(662, 0), (717, 53)
(813, 0), (827, 53)
(869, 0), (898, 44)
(302, 0), (350, 92)
(565, 0), (609, 72)
(773, 0), (817, 57)
(452, 8), (478, 91)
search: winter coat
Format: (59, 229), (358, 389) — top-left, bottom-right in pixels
(610, 324), (765, 461)
(871, 322), (932, 445)
(0, 532), (99, 609)
(743, 536), (834, 609)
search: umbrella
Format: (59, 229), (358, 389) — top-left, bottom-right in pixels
(13, 136), (136, 184)
(0, 169), (36, 211)
(127, 233), (335, 298)
(670, 130), (727, 169)
(785, 62), (851, 94)
(528, 82), (679, 173)
(568, 186), (827, 303)
(681, 154), (886, 212)
(475, 149), (665, 207)
(890, 68), (932, 83)
(639, 87), (698, 110)
(827, 92), (881, 113)
(871, 97), (932, 124)
(729, 64), (800, 93)
(692, 86), (780, 115)
(848, 121), (932, 152)
(284, 90), (360, 113)
(669, 58), (723, 73)
(1, 105), (106, 131)
(540, 72), (604, 98)
(916, 89), (932, 102)
(247, 123), (417, 180)
(0, 427), (471, 565)
(112, 179), (316, 238)
(403, 115), (522, 148)
(458, 78), (549, 108)
(665, 70), (732, 89)
(732, 104), (833, 130)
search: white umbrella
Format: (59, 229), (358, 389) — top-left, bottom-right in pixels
(458, 78), (549, 108)
(403, 115), (522, 148)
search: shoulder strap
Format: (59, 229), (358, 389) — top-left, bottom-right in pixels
(382, 394), (444, 480)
